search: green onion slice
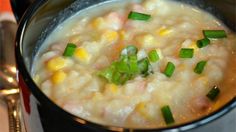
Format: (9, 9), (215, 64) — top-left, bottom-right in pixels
(120, 73), (132, 85)
(116, 61), (130, 73)
(179, 48), (194, 58)
(203, 30), (227, 39)
(138, 58), (149, 74)
(98, 67), (114, 82)
(194, 61), (207, 74)
(206, 86), (220, 101)
(128, 55), (139, 74)
(112, 71), (122, 85)
(121, 45), (138, 56)
(148, 50), (160, 62)
(164, 62), (175, 77)
(128, 11), (151, 21)
(161, 105), (175, 125)
(63, 43), (77, 57)
(197, 38), (210, 48)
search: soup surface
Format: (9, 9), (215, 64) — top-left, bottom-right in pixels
(33, 0), (236, 128)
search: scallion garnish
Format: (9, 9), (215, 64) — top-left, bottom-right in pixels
(179, 48), (194, 58)
(128, 11), (151, 21)
(194, 61), (207, 74)
(63, 43), (77, 57)
(161, 105), (175, 125)
(197, 38), (210, 48)
(112, 71), (122, 85)
(128, 55), (139, 74)
(138, 58), (149, 75)
(99, 45), (155, 85)
(206, 86), (220, 101)
(164, 62), (175, 77)
(116, 61), (130, 73)
(203, 30), (227, 39)
(98, 67), (114, 82)
(148, 50), (160, 62)
(121, 45), (138, 56)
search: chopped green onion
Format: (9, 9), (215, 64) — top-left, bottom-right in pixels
(161, 105), (175, 125)
(138, 58), (149, 74)
(120, 73), (132, 85)
(148, 50), (160, 62)
(143, 64), (154, 77)
(194, 61), (207, 74)
(116, 61), (130, 73)
(206, 86), (220, 101)
(63, 43), (77, 57)
(197, 38), (210, 48)
(128, 11), (151, 21)
(128, 55), (139, 74)
(121, 45), (138, 56)
(164, 62), (175, 77)
(203, 30), (227, 39)
(179, 48), (194, 58)
(112, 71), (122, 85)
(98, 67), (114, 82)
(119, 55), (129, 63)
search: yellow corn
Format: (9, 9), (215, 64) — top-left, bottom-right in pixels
(189, 41), (199, 52)
(91, 17), (105, 29)
(47, 57), (67, 72)
(119, 30), (127, 41)
(157, 27), (173, 36)
(136, 102), (153, 120)
(102, 30), (119, 43)
(74, 47), (91, 63)
(51, 70), (66, 84)
(104, 83), (119, 94)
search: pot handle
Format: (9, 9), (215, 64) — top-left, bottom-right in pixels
(10, 0), (36, 23)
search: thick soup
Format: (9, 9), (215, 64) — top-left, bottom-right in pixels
(33, 0), (236, 128)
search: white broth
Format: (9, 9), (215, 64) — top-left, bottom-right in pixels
(33, 0), (236, 128)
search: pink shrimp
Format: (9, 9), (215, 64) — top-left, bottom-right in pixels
(105, 12), (125, 30)
(192, 96), (211, 112)
(131, 3), (146, 13)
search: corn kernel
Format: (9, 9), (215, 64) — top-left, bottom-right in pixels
(91, 17), (105, 29)
(51, 70), (66, 84)
(104, 83), (119, 94)
(47, 57), (67, 72)
(74, 47), (91, 63)
(102, 30), (119, 43)
(136, 102), (153, 120)
(119, 30), (127, 40)
(189, 41), (199, 52)
(157, 27), (173, 36)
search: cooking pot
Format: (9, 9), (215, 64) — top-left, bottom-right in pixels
(13, 0), (236, 131)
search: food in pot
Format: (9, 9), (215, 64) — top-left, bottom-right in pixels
(32, 0), (236, 128)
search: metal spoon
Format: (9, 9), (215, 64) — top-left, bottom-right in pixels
(0, 20), (21, 132)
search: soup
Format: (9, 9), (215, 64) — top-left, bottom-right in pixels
(32, 0), (236, 128)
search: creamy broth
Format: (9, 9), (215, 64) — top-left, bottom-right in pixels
(33, 0), (236, 128)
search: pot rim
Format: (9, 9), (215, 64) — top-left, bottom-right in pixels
(15, 0), (236, 131)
